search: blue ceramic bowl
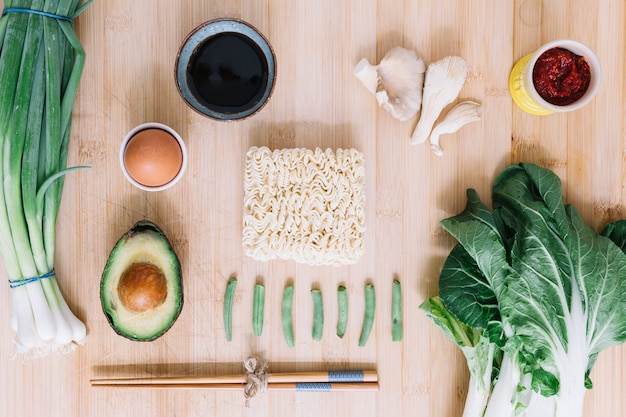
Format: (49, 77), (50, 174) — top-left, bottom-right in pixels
(175, 19), (276, 121)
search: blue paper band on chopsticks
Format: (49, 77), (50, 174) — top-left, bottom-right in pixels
(9, 269), (55, 288)
(328, 370), (364, 382)
(1, 7), (73, 23)
(295, 383), (332, 392)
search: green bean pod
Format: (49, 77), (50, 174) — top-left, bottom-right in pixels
(281, 285), (295, 347)
(358, 283), (375, 347)
(311, 289), (324, 341)
(223, 277), (237, 342)
(392, 280), (403, 342)
(336, 285), (348, 338)
(252, 284), (265, 336)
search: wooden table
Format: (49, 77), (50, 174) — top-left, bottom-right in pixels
(1, 0), (625, 416)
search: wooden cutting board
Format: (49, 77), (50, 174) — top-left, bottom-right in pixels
(1, 1), (625, 416)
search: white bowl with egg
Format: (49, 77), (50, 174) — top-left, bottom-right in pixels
(120, 122), (187, 191)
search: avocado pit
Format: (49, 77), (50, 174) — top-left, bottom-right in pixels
(117, 262), (168, 313)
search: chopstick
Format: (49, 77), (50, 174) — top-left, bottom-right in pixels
(90, 370), (378, 386)
(92, 382), (379, 392)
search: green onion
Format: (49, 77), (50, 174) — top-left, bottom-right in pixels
(336, 285), (348, 338)
(0, 0), (92, 356)
(223, 277), (237, 342)
(392, 280), (402, 342)
(311, 289), (323, 341)
(252, 283), (265, 336)
(358, 283), (375, 347)
(281, 285), (294, 348)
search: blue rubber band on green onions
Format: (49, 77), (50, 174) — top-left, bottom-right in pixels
(8, 269), (55, 288)
(1, 8), (72, 23)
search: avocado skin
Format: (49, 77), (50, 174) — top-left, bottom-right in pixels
(100, 220), (183, 342)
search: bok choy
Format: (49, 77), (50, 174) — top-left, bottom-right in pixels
(421, 163), (626, 417)
(0, 0), (91, 356)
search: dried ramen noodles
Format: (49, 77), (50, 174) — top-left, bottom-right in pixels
(243, 146), (365, 266)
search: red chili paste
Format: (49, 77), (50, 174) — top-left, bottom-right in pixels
(532, 47), (591, 106)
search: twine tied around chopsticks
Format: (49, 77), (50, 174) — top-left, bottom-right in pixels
(243, 357), (268, 407)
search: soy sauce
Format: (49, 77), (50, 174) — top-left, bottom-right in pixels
(186, 32), (268, 114)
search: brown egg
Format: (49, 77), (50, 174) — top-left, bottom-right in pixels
(123, 128), (183, 187)
(117, 262), (168, 313)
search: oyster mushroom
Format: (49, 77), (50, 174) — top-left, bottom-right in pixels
(429, 101), (483, 156)
(354, 47), (426, 122)
(410, 56), (470, 145)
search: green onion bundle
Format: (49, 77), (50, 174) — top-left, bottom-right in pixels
(0, 0), (91, 356)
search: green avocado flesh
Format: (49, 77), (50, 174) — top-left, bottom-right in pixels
(100, 221), (183, 341)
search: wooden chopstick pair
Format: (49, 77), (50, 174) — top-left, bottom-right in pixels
(90, 370), (379, 392)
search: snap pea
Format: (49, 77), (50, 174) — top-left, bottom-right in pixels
(336, 285), (348, 338)
(223, 277), (237, 342)
(252, 283), (265, 336)
(358, 283), (375, 347)
(392, 279), (403, 342)
(311, 289), (324, 341)
(282, 285), (295, 347)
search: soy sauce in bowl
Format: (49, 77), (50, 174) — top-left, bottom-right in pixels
(187, 32), (268, 114)
(176, 19), (276, 121)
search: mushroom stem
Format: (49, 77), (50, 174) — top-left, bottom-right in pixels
(354, 58), (378, 94)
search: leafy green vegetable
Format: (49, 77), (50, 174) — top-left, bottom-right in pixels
(0, 0), (92, 357)
(422, 163), (626, 417)
(602, 219), (626, 252)
(439, 243), (498, 329)
(420, 297), (497, 417)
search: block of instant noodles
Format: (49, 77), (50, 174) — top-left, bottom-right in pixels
(242, 146), (365, 266)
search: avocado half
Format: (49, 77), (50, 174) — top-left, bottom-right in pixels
(100, 220), (183, 341)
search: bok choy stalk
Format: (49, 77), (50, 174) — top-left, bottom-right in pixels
(0, 0), (91, 357)
(420, 297), (498, 417)
(423, 163), (626, 417)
